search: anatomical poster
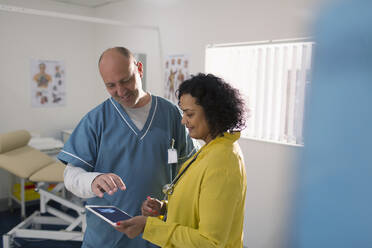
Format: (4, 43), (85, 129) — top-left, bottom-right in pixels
(31, 59), (66, 107)
(164, 55), (190, 104)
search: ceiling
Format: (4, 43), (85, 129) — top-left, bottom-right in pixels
(48, 0), (126, 8)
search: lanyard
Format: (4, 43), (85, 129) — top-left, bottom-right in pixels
(162, 151), (200, 197)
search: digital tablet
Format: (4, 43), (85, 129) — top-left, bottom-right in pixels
(86, 205), (132, 226)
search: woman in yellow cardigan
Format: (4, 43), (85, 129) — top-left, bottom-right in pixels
(116, 73), (247, 247)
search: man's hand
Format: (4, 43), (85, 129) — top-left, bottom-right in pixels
(115, 216), (147, 239)
(91, 173), (126, 198)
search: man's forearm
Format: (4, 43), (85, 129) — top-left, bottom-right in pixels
(63, 164), (102, 198)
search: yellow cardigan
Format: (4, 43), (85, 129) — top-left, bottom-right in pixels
(143, 132), (247, 247)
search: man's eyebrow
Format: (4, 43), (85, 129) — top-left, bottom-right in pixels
(120, 73), (134, 83)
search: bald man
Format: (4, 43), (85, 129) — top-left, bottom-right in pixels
(58, 47), (196, 248)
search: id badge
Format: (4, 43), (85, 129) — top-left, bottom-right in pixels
(168, 148), (178, 164)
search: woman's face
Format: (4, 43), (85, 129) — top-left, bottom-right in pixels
(179, 94), (213, 144)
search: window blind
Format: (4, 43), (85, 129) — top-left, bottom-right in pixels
(205, 41), (314, 145)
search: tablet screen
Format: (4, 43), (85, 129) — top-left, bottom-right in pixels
(88, 206), (132, 223)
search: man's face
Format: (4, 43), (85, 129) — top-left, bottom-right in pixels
(99, 53), (143, 108)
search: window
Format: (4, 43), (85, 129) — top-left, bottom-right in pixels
(205, 40), (314, 145)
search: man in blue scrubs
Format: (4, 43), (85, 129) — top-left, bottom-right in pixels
(58, 47), (196, 247)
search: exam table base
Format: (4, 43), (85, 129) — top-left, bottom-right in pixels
(2, 183), (86, 248)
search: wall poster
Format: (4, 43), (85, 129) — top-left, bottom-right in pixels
(30, 59), (66, 107)
(164, 55), (190, 104)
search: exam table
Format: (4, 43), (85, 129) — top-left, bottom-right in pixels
(0, 130), (85, 247)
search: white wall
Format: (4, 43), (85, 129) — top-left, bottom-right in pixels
(94, 0), (322, 81)
(239, 138), (301, 248)
(0, 0), (323, 247)
(0, 0), (107, 203)
(0, 0), (107, 138)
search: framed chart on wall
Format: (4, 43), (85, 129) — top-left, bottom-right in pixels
(164, 54), (190, 104)
(30, 59), (66, 108)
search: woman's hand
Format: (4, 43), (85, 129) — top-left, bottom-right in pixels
(141, 196), (163, 216)
(115, 216), (147, 239)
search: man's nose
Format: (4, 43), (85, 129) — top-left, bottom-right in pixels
(116, 84), (127, 97)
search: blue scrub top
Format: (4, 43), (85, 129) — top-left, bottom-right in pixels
(58, 95), (196, 248)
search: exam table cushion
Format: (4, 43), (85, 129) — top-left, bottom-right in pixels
(0, 145), (55, 178)
(29, 162), (66, 182)
(0, 130), (30, 154)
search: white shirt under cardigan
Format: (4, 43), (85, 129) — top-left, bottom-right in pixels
(63, 100), (152, 198)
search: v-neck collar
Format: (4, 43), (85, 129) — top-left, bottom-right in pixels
(109, 95), (158, 140)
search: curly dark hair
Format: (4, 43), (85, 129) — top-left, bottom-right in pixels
(177, 73), (246, 138)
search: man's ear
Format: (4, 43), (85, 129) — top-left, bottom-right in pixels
(136, 61), (144, 78)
